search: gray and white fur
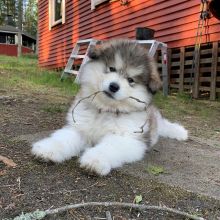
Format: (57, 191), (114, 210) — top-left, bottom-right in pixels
(32, 39), (188, 175)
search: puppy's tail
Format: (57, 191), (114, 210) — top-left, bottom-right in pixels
(157, 113), (188, 141)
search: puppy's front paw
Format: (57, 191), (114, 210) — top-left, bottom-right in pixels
(32, 139), (66, 163)
(174, 125), (188, 141)
(80, 150), (111, 176)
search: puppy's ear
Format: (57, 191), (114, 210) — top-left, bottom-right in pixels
(88, 45), (102, 59)
(148, 60), (162, 94)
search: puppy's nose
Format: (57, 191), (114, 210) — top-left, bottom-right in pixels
(109, 82), (120, 93)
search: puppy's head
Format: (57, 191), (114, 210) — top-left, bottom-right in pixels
(80, 39), (162, 112)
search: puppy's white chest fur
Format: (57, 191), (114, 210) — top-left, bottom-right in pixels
(67, 102), (148, 146)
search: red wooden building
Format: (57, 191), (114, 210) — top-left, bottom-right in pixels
(38, 0), (220, 99)
(0, 25), (36, 56)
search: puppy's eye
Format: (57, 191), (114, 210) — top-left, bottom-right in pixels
(127, 77), (134, 84)
(109, 67), (116, 72)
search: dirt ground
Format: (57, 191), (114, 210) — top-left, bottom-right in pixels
(0, 88), (220, 219)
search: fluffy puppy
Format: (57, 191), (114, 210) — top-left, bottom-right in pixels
(32, 39), (188, 175)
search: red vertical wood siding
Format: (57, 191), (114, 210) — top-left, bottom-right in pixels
(38, 0), (220, 68)
(0, 44), (34, 56)
(0, 44), (18, 56)
(22, 46), (34, 54)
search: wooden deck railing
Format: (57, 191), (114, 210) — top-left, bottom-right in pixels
(157, 41), (220, 100)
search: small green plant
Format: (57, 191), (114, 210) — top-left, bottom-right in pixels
(134, 195), (142, 204)
(146, 165), (164, 175)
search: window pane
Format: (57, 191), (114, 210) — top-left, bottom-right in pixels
(55, 0), (62, 21)
(22, 36), (34, 48)
(0, 34), (6, 43)
(6, 35), (15, 44)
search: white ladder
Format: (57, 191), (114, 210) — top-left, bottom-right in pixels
(61, 39), (99, 81)
(136, 40), (168, 96)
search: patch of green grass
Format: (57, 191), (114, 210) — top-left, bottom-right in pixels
(153, 91), (220, 138)
(0, 55), (79, 96)
(22, 53), (38, 59)
(41, 104), (68, 113)
(153, 91), (219, 121)
(175, 92), (192, 101)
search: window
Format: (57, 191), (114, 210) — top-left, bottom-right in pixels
(0, 34), (6, 43)
(22, 36), (34, 49)
(0, 33), (15, 44)
(91, 0), (109, 10)
(49, 0), (65, 30)
(6, 35), (15, 44)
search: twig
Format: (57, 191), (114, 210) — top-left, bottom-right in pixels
(129, 96), (150, 134)
(129, 96), (148, 105)
(106, 211), (112, 220)
(0, 95), (10, 100)
(13, 202), (205, 220)
(44, 202), (205, 220)
(134, 118), (148, 134)
(17, 177), (21, 191)
(72, 94), (150, 133)
(0, 155), (17, 167)
(72, 91), (102, 123)
(0, 184), (17, 188)
(129, 198), (136, 212)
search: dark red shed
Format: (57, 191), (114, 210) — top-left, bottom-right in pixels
(0, 25), (36, 56)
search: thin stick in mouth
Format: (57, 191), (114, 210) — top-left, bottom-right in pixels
(72, 92), (150, 134)
(129, 96), (150, 134)
(128, 96), (148, 105)
(72, 91), (102, 123)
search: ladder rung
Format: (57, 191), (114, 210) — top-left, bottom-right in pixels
(64, 69), (78, 75)
(63, 39), (99, 82)
(71, 55), (85, 59)
(77, 39), (96, 44)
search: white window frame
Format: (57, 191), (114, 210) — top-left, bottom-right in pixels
(91, 0), (108, 10)
(49, 0), (65, 30)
